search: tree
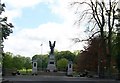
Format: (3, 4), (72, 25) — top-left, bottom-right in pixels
(71, 0), (118, 77)
(32, 54), (48, 70)
(76, 37), (103, 72)
(0, 2), (14, 51)
(54, 50), (77, 71)
(3, 52), (13, 69)
(73, 51), (80, 64)
(2, 52), (14, 76)
(73, 50), (80, 56)
(12, 55), (25, 70)
(57, 58), (68, 71)
(115, 32), (120, 79)
(0, 2), (14, 76)
(41, 54), (48, 69)
(114, 7), (120, 79)
(2, 52), (33, 75)
(24, 57), (32, 73)
(55, 51), (75, 62)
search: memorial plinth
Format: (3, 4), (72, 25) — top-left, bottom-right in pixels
(32, 60), (37, 75)
(47, 54), (57, 72)
(67, 61), (73, 76)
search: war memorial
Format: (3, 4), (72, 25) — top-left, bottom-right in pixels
(32, 41), (73, 76)
(46, 41), (57, 72)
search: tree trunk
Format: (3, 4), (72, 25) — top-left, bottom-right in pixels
(106, 0), (112, 78)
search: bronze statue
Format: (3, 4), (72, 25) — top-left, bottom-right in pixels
(49, 41), (56, 54)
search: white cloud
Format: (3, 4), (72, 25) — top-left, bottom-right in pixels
(3, 0), (86, 57)
(1, 0), (52, 23)
(3, 22), (84, 57)
(1, 9), (22, 22)
(50, 0), (76, 23)
(1, 0), (43, 23)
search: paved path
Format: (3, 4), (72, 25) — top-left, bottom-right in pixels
(2, 75), (120, 83)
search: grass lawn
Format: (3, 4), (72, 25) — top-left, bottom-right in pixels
(19, 69), (32, 75)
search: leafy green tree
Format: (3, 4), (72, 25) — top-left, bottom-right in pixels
(57, 58), (68, 71)
(0, 2), (14, 76)
(54, 50), (77, 71)
(42, 54), (48, 69)
(12, 55), (25, 70)
(0, 3), (14, 40)
(114, 8), (120, 79)
(55, 51), (75, 62)
(0, 3), (14, 52)
(24, 57), (32, 72)
(32, 54), (48, 70)
(73, 50), (80, 56)
(3, 52), (13, 69)
(73, 53), (80, 64)
(2, 52), (33, 75)
(115, 33), (120, 76)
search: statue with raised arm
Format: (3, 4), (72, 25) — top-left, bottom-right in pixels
(49, 41), (56, 54)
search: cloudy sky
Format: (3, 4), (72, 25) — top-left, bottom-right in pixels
(1, 0), (89, 57)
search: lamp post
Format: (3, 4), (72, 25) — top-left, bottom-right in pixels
(40, 44), (43, 55)
(40, 43), (43, 71)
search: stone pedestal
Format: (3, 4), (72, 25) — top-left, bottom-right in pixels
(67, 61), (73, 76)
(32, 60), (37, 75)
(47, 54), (57, 72)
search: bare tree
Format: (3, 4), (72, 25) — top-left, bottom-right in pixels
(71, 0), (118, 78)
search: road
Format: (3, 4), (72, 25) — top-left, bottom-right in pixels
(2, 75), (120, 83)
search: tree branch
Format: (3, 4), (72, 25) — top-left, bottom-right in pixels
(90, 22), (98, 31)
(72, 31), (100, 43)
(91, 1), (101, 28)
(71, 1), (92, 8)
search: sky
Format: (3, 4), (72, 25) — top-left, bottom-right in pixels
(2, 0), (120, 58)
(2, 0), (86, 58)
